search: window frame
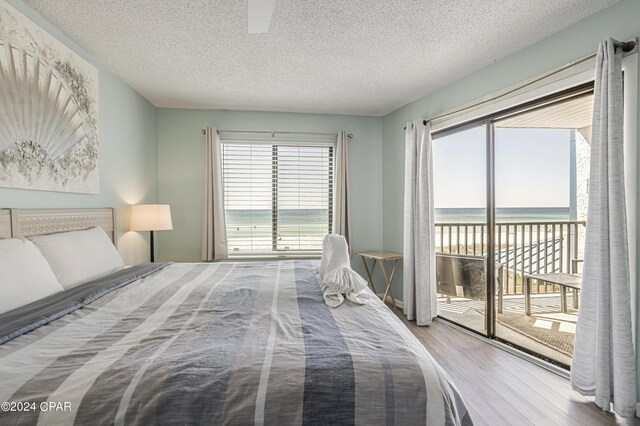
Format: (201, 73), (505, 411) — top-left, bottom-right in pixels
(220, 138), (335, 259)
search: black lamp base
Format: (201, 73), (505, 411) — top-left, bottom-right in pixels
(150, 230), (155, 262)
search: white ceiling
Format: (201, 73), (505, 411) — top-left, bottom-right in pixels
(23, 0), (618, 116)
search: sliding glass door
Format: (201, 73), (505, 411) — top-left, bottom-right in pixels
(491, 92), (592, 366)
(432, 124), (490, 335)
(432, 85), (593, 367)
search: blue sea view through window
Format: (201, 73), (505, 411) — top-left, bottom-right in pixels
(225, 209), (329, 254)
(435, 207), (570, 223)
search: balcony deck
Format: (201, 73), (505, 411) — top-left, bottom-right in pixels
(435, 220), (585, 366)
(438, 294), (577, 365)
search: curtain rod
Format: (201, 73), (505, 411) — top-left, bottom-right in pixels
(617, 40), (637, 53)
(402, 38), (637, 130)
(201, 129), (353, 138)
(404, 120), (428, 130)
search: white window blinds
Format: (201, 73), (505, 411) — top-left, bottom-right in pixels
(221, 141), (334, 256)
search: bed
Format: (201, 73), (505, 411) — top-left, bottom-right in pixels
(0, 208), (472, 425)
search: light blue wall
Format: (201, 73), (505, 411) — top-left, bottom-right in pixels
(0, 0), (159, 265)
(382, 0), (640, 301)
(156, 109), (384, 278)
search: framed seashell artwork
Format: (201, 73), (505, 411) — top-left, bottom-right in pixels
(0, 1), (99, 194)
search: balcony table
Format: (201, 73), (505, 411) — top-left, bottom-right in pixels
(523, 273), (581, 316)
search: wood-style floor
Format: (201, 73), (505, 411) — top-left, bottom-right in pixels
(394, 312), (640, 426)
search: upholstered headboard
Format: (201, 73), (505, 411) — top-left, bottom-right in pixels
(0, 208), (116, 246)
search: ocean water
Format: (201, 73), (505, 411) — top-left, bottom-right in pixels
(226, 208), (571, 228)
(225, 209), (329, 252)
(435, 207), (570, 223)
(224, 207), (572, 253)
(226, 209), (329, 227)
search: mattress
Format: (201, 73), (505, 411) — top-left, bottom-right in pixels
(0, 260), (472, 425)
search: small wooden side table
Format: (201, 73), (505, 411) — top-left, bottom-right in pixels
(523, 273), (581, 316)
(358, 251), (402, 309)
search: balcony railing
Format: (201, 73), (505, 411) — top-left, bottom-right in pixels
(435, 221), (586, 295)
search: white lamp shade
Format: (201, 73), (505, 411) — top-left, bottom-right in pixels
(130, 204), (173, 231)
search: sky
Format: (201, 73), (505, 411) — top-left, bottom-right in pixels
(432, 126), (571, 208)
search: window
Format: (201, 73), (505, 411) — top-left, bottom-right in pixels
(221, 141), (334, 256)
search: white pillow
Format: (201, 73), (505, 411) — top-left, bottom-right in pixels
(0, 238), (64, 315)
(29, 227), (124, 289)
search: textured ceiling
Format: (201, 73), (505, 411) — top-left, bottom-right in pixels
(23, 0), (618, 116)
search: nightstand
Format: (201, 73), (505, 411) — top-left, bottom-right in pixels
(357, 251), (402, 308)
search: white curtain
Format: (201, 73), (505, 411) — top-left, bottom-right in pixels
(201, 126), (228, 261)
(333, 131), (351, 254)
(570, 39), (637, 417)
(403, 120), (437, 326)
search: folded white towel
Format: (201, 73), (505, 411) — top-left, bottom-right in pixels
(319, 234), (371, 307)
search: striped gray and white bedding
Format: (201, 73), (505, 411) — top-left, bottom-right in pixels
(0, 260), (472, 425)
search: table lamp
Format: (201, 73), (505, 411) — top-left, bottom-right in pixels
(130, 204), (173, 262)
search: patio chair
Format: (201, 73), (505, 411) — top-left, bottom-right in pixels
(436, 253), (504, 313)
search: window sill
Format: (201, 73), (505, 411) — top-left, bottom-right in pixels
(224, 254), (321, 261)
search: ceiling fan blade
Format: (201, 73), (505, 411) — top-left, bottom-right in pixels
(248, 0), (276, 33)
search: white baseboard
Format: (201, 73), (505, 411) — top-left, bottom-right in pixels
(376, 293), (404, 309)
